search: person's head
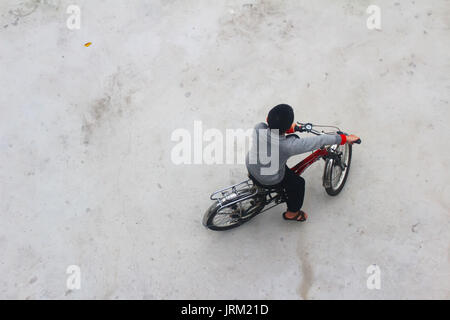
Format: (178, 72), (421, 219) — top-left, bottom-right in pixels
(267, 104), (294, 134)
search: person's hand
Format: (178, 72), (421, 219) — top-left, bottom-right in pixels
(346, 134), (360, 144)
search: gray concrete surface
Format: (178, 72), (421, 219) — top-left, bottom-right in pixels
(0, 0), (449, 299)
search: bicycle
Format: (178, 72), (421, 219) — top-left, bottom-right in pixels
(202, 122), (361, 231)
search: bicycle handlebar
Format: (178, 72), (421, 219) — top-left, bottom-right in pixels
(295, 122), (361, 144)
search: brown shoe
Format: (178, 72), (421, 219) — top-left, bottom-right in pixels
(282, 210), (308, 222)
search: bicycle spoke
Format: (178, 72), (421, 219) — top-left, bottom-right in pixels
(330, 144), (350, 190)
(212, 198), (257, 227)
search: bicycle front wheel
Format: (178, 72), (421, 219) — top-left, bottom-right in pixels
(323, 143), (352, 196)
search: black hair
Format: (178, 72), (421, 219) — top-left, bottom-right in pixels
(267, 104), (294, 133)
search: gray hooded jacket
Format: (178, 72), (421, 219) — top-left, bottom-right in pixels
(245, 122), (343, 185)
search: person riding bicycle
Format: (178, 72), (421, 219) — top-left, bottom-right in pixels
(245, 104), (360, 222)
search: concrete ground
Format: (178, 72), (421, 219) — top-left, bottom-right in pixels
(1, 0), (449, 299)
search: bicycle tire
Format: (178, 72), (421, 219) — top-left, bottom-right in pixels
(203, 192), (265, 231)
(323, 144), (352, 196)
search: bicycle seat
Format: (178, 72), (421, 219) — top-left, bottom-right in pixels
(248, 174), (283, 192)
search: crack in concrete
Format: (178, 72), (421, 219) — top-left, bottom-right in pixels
(299, 251), (314, 300)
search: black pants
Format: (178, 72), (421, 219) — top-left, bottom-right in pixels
(251, 166), (305, 212)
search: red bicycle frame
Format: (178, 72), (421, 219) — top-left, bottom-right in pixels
(290, 148), (328, 176)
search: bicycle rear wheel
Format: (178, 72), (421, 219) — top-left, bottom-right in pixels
(203, 190), (265, 231)
(323, 143), (352, 196)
